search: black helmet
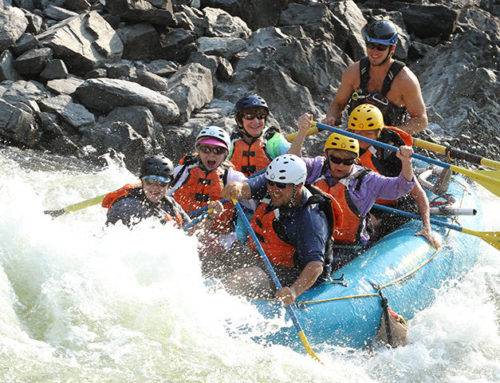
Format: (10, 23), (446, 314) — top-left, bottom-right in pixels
(235, 94), (269, 114)
(365, 20), (398, 46)
(140, 156), (174, 180)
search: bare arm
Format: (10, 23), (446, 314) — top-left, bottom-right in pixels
(395, 145), (414, 181)
(398, 68), (428, 135)
(276, 261), (323, 306)
(288, 113), (313, 156)
(324, 63), (359, 125)
(410, 181), (442, 249)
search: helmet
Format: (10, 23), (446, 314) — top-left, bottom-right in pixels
(365, 20), (398, 46)
(265, 154), (306, 185)
(140, 156), (174, 180)
(348, 104), (384, 131)
(324, 133), (359, 157)
(196, 126), (231, 152)
(235, 94), (269, 114)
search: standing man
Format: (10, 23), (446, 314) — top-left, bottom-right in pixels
(324, 19), (428, 135)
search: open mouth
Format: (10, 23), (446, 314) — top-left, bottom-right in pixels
(206, 159), (218, 169)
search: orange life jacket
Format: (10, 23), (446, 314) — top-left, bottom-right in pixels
(313, 170), (369, 245)
(171, 165), (234, 233)
(230, 137), (271, 177)
(249, 200), (296, 268)
(358, 126), (413, 205)
(102, 184), (184, 227)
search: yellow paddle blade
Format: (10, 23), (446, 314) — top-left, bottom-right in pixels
(449, 166), (500, 198)
(298, 331), (323, 364)
(286, 126), (320, 142)
(461, 228), (500, 251)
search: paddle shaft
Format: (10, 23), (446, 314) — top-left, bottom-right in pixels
(414, 138), (500, 170)
(233, 201), (321, 362)
(44, 193), (107, 217)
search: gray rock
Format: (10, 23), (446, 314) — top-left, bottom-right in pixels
(44, 5), (78, 21)
(159, 28), (196, 61)
(0, 98), (39, 147)
(216, 56), (233, 81)
(106, 0), (177, 27)
(14, 47), (53, 76)
(39, 95), (95, 128)
(40, 59), (68, 80)
(2, 80), (47, 104)
(203, 7), (251, 38)
(12, 33), (40, 56)
(38, 11), (124, 75)
(106, 62), (133, 79)
(46, 76), (84, 95)
(135, 69), (169, 92)
(0, 50), (20, 81)
(187, 51), (218, 75)
(25, 12), (43, 35)
(197, 36), (247, 59)
(145, 59), (179, 77)
(105, 105), (155, 138)
(64, 0), (91, 11)
(0, 6), (28, 52)
(166, 62), (213, 122)
(117, 23), (161, 61)
(74, 78), (180, 125)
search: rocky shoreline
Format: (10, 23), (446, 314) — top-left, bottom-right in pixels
(0, 0), (498, 173)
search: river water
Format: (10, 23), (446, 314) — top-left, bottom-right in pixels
(1, 146), (499, 383)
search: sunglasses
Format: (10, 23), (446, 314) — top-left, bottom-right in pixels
(142, 175), (171, 187)
(267, 180), (290, 189)
(329, 155), (356, 166)
(198, 145), (227, 155)
(366, 42), (390, 51)
(241, 113), (267, 121)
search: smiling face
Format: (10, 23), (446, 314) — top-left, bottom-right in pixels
(142, 178), (169, 204)
(347, 129), (380, 150)
(267, 180), (297, 208)
(366, 43), (394, 66)
(325, 149), (358, 179)
(237, 107), (268, 139)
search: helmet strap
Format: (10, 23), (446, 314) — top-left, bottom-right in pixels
(373, 46), (394, 67)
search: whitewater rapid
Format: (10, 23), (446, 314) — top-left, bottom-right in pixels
(1, 146), (499, 383)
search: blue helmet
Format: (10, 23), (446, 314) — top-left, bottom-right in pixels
(365, 20), (398, 46)
(235, 94), (269, 114)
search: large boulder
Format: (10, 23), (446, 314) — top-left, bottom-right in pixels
(39, 95), (95, 128)
(0, 98), (39, 147)
(0, 6), (28, 52)
(37, 11), (124, 75)
(74, 78), (180, 125)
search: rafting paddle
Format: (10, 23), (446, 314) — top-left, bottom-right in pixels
(373, 203), (500, 251)
(413, 138), (500, 171)
(312, 121), (500, 198)
(233, 200), (322, 363)
(44, 193), (108, 217)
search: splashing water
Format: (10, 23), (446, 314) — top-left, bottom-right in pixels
(1, 146), (499, 382)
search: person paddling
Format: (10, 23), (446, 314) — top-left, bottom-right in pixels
(103, 156), (191, 228)
(290, 116), (416, 269)
(324, 19), (427, 135)
(221, 154), (335, 306)
(347, 104), (442, 248)
(228, 94), (291, 177)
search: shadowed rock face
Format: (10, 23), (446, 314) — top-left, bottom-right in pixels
(0, 0), (498, 173)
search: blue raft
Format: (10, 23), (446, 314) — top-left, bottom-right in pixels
(249, 173), (484, 350)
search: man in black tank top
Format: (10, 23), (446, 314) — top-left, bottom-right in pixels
(324, 19), (428, 135)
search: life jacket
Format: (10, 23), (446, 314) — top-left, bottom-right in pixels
(102, 184), (184, 227)
(312, 168), (371, 245)
(249, 186), (335, 270)
(171, 161), (234, 233)
(358, 126), (413, 205)
(347, 56), (409, 126)
(229, 127), (278, 176)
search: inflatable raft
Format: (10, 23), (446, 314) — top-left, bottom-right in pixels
(249, 170), (484, 350)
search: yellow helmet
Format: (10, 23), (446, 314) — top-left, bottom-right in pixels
(323, 133), (359, 157)
(348, 104), (384, 131)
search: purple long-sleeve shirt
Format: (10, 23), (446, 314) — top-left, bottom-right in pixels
(304, 156), (415, 244)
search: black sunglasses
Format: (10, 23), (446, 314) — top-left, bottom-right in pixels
(267, 180), (289, 189)
(329, 155), (356, 166)
(199, 146), (227, 155)
(142, 175), (171, 187)
(366, 42), (390, 51)
(241, 113), (267, 121)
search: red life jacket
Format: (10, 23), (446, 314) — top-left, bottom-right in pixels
(102, 184), (184, 227)
(313, 169), (370, 245)
(358, 126), (413, 205)
(171, 164), (234, 233)
(230, 137), (271, 177)
(249, 200), (296, 268)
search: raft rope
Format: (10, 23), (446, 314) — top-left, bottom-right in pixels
(295, 183), (467, 308)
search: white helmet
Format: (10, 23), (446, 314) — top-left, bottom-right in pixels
(196, 126), (232, 152)
(265, 154), (307, 185)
